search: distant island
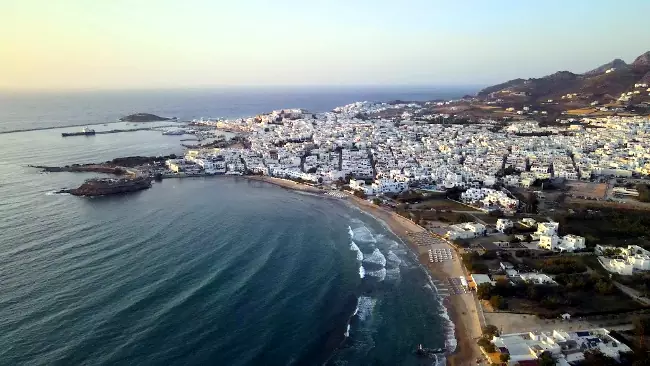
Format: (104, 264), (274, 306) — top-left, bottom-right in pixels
(119, 113), (177, 122)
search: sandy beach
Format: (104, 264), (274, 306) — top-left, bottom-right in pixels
(243, 175), (326, 194)
(241, 177), (482, 365)
(345, 196), (482, 366)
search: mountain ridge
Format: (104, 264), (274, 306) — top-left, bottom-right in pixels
(478, 51), (650, 104)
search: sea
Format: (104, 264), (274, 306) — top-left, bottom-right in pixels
(0, 87), (474, 366)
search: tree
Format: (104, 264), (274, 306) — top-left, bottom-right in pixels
(482, 324), (500, 337)
(500, 353), (511, 363)
(477, 337), (496, 353)
(581, 350), (618, 366)
(353, 190), (367, 199)
(372, 198), (381, 206)
(637, 184), (650, 202)
(490, 295), (507, 310)
(508, 235), (520, 243)
(478, 283), (494, 300)
(537, 351), (556, 366)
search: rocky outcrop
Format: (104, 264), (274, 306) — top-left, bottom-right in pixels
(119, 113), (176, 122)
(632, 51), (650, 68)
(61, 177), (152, 196)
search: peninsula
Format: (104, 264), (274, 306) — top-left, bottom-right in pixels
(60, 176), (153, 196)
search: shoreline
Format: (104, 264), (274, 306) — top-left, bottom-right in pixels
(242, 176), (481, 365)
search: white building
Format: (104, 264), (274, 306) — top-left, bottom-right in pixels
(491, 328), (631, 365)
(536, 221), (559, 236)
(559, 234), (586, 252)
(538, 234), (586, 252)
(496, 219), (514, 233)
(596, 245), (650, 275)
(538, 235), (560, 251)
(445, 222), (487, 240)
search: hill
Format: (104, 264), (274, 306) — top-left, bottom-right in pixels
(478, 51), (650, 105)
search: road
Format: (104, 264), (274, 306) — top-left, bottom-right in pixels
(613, 281), (650, 306)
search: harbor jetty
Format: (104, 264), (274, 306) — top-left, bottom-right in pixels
(61, 125), (180, 137)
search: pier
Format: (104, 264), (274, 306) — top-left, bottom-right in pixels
(60, 125), (180, 137)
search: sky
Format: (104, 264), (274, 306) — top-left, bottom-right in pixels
(1, 0), (649, 90)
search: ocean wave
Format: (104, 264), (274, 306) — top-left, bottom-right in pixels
(355, 296), (377, 322)
(362, 248), (386, 267)
(350, 241), (363, 261)
(46, 190), (69, 196)
(416, 264), (457, 354)
(359, 265), (365, 279)
(350, 226), (376, 243)
(344, 323), (351, 338)
(385, 250), (402, 266)
(364, 268), (386, 281)
(385, 267), (400, 280)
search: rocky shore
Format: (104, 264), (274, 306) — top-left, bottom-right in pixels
(32, 155), (176, 197)
(60, 176), (152, 196)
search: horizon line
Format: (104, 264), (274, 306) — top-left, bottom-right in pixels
(0, 84), (486, 94)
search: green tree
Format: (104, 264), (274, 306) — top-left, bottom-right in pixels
(500, 353), (510, 363)
(582, 350), (618, 366)
(372, 198), (381, 205)
(477, 283), (494, 300)
(482, 324), (500, 337)
(477, 337), (496, 353)
(537, 351), (555, 366)
(353, 190), (367, 199)
(490, 295), (507, 310)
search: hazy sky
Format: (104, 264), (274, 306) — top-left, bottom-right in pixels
(2, 0), (649, 90)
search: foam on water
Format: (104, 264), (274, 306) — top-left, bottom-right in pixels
(384, 267), (400, 280)
(355, 296), (377, 322)
(364, 268), (386, 281)
(359, 265), (365, 279)
(350, 226), (376, 243)
(46, 190), (69, 196)
(362, 248), (386, 267)
(344, 324), (351, 338)
(349, 241), (363, 261)
(385, 250), (402, 266)
(422, 271), (457, 353)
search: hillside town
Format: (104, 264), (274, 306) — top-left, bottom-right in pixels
(167, 102), (650, 197)
(159, 101), (650, 365)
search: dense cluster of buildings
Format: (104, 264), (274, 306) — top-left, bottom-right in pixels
(167, 103), (650, 203)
